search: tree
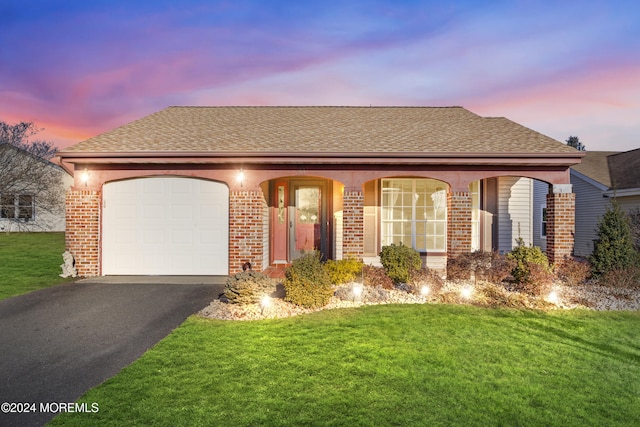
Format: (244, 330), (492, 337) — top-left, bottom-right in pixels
(566, 135), (586, 151)
(589, 202), (638, 276)
(0, 121), (64, 231)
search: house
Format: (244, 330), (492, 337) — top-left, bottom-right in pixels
(0, 143), (73, 232)
(534, 149), (640, 257)
(55, 106), (583, 277)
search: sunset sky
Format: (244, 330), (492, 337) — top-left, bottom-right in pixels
(2, 0), (639, 151)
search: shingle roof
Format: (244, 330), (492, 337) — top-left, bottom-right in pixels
(571, 151), (618, 187)
(61, 106), (578, 155)
(608, 148), (640, 190)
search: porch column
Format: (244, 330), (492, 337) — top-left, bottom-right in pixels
(229, 189), (268, 274)
(343, 189), (364, 259)
(546, 184), (575, 264)
(66, 189), (101, 277)
(447, 191), (472, 258)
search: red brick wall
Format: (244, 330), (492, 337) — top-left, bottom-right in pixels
(447, 191), (472, 258)
(343, 190), (364, 259)
(546, 192), (575, 264)
(229, 190), (266, 274)
(66, 190), (100, 277)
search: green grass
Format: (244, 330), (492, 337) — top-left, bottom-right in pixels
(0, 232), (74, 300)
(51, 304), (640, 426)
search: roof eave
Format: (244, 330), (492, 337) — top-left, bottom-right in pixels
(58, 151), (584, 165)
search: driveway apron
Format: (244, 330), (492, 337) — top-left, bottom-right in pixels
(0, 279), (224, 427)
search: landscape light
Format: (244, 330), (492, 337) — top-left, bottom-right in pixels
(260, 295), (271, 315)
(420, 285), (430, 300)
(461, 286), (473, 300)
(548, 290), (559, 304)
(352, 284), (363, 303)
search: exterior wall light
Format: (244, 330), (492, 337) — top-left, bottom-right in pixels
(237, 168), (245, 187)
(80, 169), (90, 187)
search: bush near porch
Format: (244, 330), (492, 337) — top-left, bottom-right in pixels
(270, 241), (640, 314)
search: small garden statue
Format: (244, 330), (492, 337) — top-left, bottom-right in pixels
(60, 250), (77, 278)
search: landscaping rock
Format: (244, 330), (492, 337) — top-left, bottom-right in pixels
(197, 281), (640, 321)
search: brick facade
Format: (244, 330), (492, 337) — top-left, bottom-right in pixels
(343, 190), (364, 259)
(447, 191), (472, 258)
(65, 189), (101, 277)
(546, 192), (575, 264)
(229, 190), (267, 274)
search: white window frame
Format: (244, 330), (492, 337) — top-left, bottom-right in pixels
(381, 178), (447, 252)
(540, 204), (547, 239)
(0, 194), (35, 221)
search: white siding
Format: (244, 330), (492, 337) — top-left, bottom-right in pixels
(0, 168), (72, 233)
(497, 177), (533, 253)
(532, 180), (548, 251)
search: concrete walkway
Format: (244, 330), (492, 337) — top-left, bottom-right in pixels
(0, 277), (225, 427)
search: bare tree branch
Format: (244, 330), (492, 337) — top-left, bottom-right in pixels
(1, 121), (66, 232)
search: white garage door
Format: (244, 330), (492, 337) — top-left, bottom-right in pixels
(102, 177), (228, 275)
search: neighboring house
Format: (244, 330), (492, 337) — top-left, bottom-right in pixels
(0, 143), (73, 232)
(533, 149), (640, 258)
(56, 106), (583, 277)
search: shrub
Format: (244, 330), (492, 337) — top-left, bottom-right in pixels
(379, 243), (422, 284)
(555, 257), (591, 287)
(223, 271), (277, 304)
(506, 238), (551, 285)
(589, 203), (639, 276)
(474, 282), (511, 308)
(324, 258), (364, 285)
(283, 252), (334, 308)
(518, 263), (554, 296)
(362, 265), (395, 290)
(446, 254), (472, 280)
(628, 208), (640, 253)
(599, 266), (640, 289)
(409, 267), (444, 295)
(486, 252), (516, 284)
(447, 252), (493, 282)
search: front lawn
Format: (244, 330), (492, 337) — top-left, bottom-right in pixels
(51, 304), (640, 426)
(0, 232), (73, 300)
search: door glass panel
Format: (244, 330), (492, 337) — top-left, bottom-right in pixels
(295, 186), (321, 252)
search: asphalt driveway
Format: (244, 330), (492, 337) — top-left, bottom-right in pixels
(0, 277), (224, 427)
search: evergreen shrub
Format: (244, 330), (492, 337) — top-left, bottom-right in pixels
(506, 238), (551, 286)
(224, 271), (276, 304)
(283, 252), (333, 308)
(379, 243), (422, 284)
(589, 203), (639, 276)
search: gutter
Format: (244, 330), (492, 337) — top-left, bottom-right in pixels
(56, 151), (585, 168)
(604, 187), (640, 198)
